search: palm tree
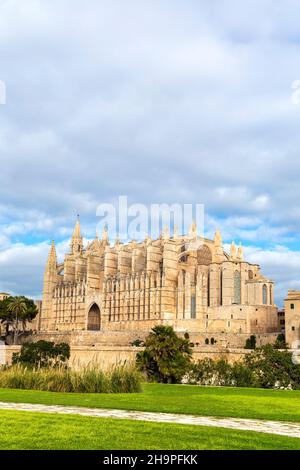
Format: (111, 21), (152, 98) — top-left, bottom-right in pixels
(7, 297), (27, 345)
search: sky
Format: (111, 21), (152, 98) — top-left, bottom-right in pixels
(0, 0), (300, 305)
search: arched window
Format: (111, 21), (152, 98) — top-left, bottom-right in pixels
(179, 244), (188, 263)
(234, 271), (241, 304)
(197, 245), (212, 265)
(87, 303), (101, 330)
(248, 270), (254, 280)
(263, 285), (268, 305)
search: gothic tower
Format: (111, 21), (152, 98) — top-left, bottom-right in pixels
(40, 241), (57, 330)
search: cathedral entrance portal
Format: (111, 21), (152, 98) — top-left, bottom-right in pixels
(87, 303), (101, 331)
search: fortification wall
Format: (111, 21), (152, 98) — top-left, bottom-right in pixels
(0, 344), (273, 368)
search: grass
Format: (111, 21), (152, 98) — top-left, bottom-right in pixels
(0, 364), (141, 393)
(0, 410), (299, 450)
(1, 383), (300, 422)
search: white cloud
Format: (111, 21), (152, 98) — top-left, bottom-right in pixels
(0, 1), (299, 298)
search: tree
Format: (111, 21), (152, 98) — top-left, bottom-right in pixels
(136, 325), (193, 383)
(244, 344), (300, 389)
(274, 334), (288, 349)
(244, 335), (257, 350)
(0, 296), (38, 344)
(12, 340), (70, 368)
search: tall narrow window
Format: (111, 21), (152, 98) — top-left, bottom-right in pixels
(191, 295), (196, 319)
(234, 271), (241, 304)
(263, 284), (267, 305)
(220, 270), (223, 306)
(159, 261), (163, 288)
(207, 272), (210, 307)
(182, 270), (186, 319)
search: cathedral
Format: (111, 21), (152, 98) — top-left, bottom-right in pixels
(39, 217), (278, 348)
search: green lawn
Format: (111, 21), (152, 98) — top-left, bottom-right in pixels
(0, 410), (299, 450)
(1, 383), (300, 422)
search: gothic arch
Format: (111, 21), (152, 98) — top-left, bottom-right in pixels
(87, 303), (101, 331)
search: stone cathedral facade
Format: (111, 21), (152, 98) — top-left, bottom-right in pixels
(39, 218), (278, 347)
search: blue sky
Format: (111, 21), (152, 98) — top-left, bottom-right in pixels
(0, 0), (300, 305)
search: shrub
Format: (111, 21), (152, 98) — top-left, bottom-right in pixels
(136, 325), (192, 383)
(186, 345), (300, 389)
(188, 358), (234, 386)
(244, 344), (300, 389)
(187, 358), (215, 385)
(0, 363), (142, 393)
(230, 362), (257, 387)
(12, 340), (70, 368)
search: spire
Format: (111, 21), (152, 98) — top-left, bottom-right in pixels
(145, 235), (152, 246)
(237, 243), (244, 261)
(162, 225), (170, 240)
(173, 225), (180, 239)
(230, 241), (237, 259)
(214, 229), (222, 245)
(188, 220), (197, 238)
(70, 215), (83, 254)
(214, 228), (223, 262)
(114, 235), (121, 248)
(102, 224), (109, 242)
(46, 240), (57, 271)
(72, 214), (81, 239)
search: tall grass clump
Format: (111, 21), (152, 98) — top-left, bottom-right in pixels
(0, 363), (142, 393)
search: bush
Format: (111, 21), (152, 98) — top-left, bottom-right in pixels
(12, 340), (70, 368)
(187, 358), (215, 385)
(0, 363), (142, 393)
(136, 325), (192, 383)
(187, 358), (234, 386)
(230, 362), (257, 387)
(186, 345), (300, 389)
(245, 344), (300, 389)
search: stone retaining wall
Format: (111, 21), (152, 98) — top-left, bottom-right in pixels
(0, 344), (258, 368)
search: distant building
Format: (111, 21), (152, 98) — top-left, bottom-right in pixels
(285, 291), (300, 347)
(0, 293), (10, 301)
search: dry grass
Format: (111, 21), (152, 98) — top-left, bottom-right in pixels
(0, 363), (142, 393)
